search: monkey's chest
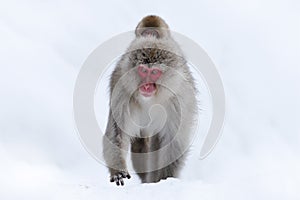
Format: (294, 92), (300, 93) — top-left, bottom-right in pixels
(129, 102), (167, 138)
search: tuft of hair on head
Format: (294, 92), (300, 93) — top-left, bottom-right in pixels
(135, 15), (170, 39)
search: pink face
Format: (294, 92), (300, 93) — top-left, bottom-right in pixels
(137, 65), (162, 97)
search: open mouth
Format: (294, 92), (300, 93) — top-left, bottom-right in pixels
(139, 83), (157, 97)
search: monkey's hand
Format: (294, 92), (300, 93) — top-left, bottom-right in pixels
(110, 170), (131, 186)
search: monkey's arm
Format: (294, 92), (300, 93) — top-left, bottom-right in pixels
(103, 112), (131, 186)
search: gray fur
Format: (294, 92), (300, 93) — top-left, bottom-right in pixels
(103, 15), (197, 186)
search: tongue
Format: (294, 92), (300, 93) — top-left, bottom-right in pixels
(139, 83), (156, 94)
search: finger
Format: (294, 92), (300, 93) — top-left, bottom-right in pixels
(120, 179), (124, 186)
(114, 176), (119, 185)
(110, 177), (114, 182)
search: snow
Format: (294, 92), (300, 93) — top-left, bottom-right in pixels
(0, 0), (300, 199)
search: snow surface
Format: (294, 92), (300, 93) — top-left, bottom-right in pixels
(0, 0), (300, 199)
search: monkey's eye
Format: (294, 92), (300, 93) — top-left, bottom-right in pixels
(141, 67), (148, 73)
(151, 69), (159, 75)
(138, 65), (149, 78)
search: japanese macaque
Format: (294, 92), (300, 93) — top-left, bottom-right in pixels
(103, 15), (197, 186)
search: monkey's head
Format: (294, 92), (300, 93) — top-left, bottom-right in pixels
(113, 15), (188, 102)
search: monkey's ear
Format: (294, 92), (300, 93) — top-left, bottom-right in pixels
(135, 15), (170, 38)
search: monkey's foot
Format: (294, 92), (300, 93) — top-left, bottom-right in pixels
(110, 171), (131, 186)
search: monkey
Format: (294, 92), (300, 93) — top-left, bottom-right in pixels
(102, 15), (198, 186)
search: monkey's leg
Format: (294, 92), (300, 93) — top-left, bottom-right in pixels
(143, 135), (161, 183)
(130, 135), (162, 183)
(103, 113), (131, 186)
(147, 139), (187, 183)
(130, 137), (150, 183)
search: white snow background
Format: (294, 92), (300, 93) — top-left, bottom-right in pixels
(0, 0), (299, 199)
